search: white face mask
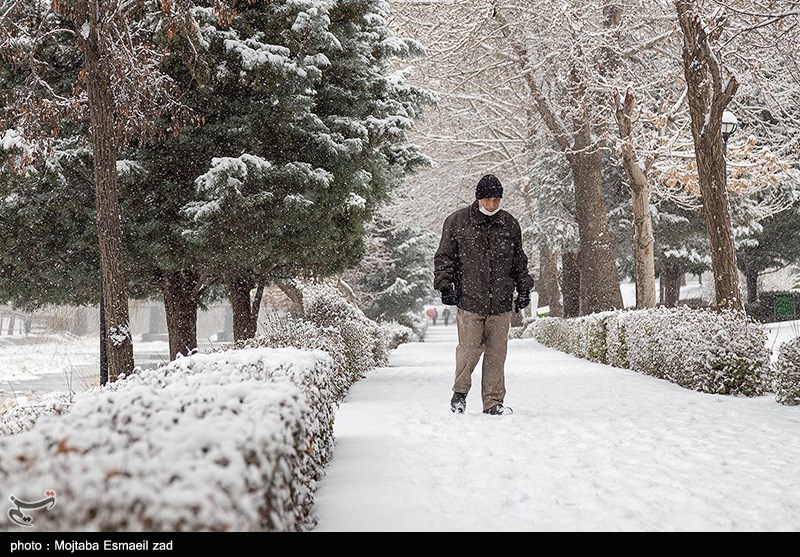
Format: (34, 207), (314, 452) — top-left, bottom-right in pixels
(479, 205), (501, 216)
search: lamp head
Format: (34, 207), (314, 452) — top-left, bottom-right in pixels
(722, 110), (738, 139)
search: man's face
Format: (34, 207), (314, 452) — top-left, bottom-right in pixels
(479, 197), (501, 213)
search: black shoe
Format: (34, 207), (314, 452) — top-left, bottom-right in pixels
(450, 392), (467, 414)
(483, 404), (513, 416)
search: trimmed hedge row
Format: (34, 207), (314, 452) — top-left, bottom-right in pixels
(774, 337), (800, 405)
(523, 307), (771, 397)
(0, 284), (401, 531)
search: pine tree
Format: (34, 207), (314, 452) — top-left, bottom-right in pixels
(344, 215), (438, 323)
(179, 0), (432, 341)
(0, 0), (237, 379)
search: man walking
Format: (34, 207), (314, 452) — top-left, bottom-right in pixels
(433, 174), (534, 416)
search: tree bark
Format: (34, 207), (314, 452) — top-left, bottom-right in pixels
(660, 264), (682, 308)
(613, 88), (657, 309)
(538, 245), (563, 317)
(230, 275), (260, 341)
(275, 279), (305, 316)
(162, 270), (199, 360)
(492, 7), (622, 316)
(567, 147), (624, 315)
(86, 4), (134, 380)
(561, 251), (581, 318)
(676, 1), (743, 311)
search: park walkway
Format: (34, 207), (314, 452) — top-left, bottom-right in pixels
(311, 323), (800, 532)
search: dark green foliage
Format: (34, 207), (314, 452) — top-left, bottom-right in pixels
(651, 200), (710, 278)
(349, 216), (437, 323)
(745, 291), (800, 323)
(0, 1), (432, 331)
(0, 148), (99, 309)
(737, 204), (800, 285)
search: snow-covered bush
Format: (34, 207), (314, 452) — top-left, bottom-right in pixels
(605, 311), (631, 368)
(525, 316), (591, 360)
(225, 314), (351, 402)
(625, 307), (769, 395)
(379, 320), (416, 350)
(0, 393), (76, 437)
(773, 336), (800, 405)
(303, 285), (389, 380)
(586, 313), (613, 364)
(0, 347), (337, 531)
(524, 307), (770, 396)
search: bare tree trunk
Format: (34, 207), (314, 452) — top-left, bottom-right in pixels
(613, 88), (657, 309)
(86, 7), (134, 380)
(567, 148), (624, 315)
(660, 264), (682, 308)
(538, 245), (563, 317)
(275, 279), (305, 316)
(336, 275), (360, 307)
(676, 1), (742, 311)
(492, 6), (622, 316)
(230, 276), (258, 341)
(162, 271), (199, 360)
(561, 251), (581, 318)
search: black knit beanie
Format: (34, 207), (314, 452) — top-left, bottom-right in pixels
(475, 174), (503, 199)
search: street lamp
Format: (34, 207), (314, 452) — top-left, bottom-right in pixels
(721, 109), (738, 184)
(100, 272), (108, 386)
(722, 110), (738, 142)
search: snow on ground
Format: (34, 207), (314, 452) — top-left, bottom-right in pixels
(312, 324), (800, 532)
(765, 319), (800, 359)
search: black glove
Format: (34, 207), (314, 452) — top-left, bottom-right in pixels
(440, 285), (458, 306)
(514, 289), (530, 313)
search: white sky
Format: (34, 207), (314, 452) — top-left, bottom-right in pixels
(312, 323), (800, 532)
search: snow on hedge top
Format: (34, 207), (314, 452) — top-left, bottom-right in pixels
(0, 345), (339, 531)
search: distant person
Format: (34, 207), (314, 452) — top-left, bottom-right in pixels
(434, 174), (534, 416)
(442, 307), (451, 326)
(426, 306), (438, 326)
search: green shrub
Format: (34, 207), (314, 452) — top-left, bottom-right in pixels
(773, 336), (800, 405)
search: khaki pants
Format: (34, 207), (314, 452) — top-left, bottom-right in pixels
(453, 308), (511, 411)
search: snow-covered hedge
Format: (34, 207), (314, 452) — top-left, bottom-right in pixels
(773, 336), (800, 405)
(398, 310), (428, 342)
(303, 285), (390, 380)
(226, 314), (351, 402)
(0, 393), (76, 437)
(379, 320), (416, 350)
(0, 347), (337, 531)
(523, 307), (770, 396)
(0, 285), (401, 530)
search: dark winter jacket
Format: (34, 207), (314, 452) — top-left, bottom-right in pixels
(434, 200), (534, 315)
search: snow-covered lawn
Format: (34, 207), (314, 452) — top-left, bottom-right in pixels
(312, 324), (800, 532)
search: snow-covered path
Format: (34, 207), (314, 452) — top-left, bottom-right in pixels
(312, 324), (800, 532)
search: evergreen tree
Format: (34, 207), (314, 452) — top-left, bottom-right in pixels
(0, 144), (99, 309)
(651, 200), (710, 307)
(179, 0), (432, 341)
(344, 215), (437, 323)
(1, 1), (432, 358)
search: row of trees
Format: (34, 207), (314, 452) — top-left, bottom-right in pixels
(388, 0), (800, 317)
(0, 0), (435, 380)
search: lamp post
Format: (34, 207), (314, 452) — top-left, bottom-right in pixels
(721, 109), (738, 184)
(100, 272), (108, 386)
